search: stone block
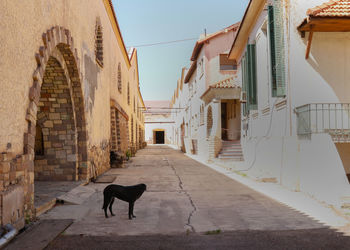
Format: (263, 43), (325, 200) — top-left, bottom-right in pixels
(0, 162), (11, 174)
(43, 120), (54, 128)
(67, 154), (77, 162)
(56, 150), (66, 159)
(49, 113), (60, 120)
(2, 185), (24, 226)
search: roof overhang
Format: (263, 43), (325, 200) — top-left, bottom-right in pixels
(104, 0), (131, 68)
(228, 0), (266, 61)
(191, 43), (204, 61)
(184, 61), (197, 83)
(200, 86), (241, 105)
(298, 17), (350, 59)
(298, 17), (350, 33)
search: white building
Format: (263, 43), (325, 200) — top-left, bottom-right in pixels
(228, 0), (350, 208)
(170, 24), (241, 160)
(144, 101), (174, 145)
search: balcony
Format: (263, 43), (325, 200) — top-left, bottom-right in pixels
(296, 103), (350, 142)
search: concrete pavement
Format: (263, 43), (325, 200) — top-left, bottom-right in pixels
(8, 145), (350, 249)
(41, 145), (324, 236)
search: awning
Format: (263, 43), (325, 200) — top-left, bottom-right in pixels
(200, 77), (241, 105)
(298, 0), (350, 59)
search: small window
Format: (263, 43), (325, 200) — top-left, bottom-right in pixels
(95, 18), (103, 67)
(127, 82), (130, 105)
(118, 63), (122, 93)
(200, 104), (204, 125)
(220, 54), (237, 70)
(207, 106), (213, 137)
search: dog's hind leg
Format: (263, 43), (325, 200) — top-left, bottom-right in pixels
(109, 197), (115, 216)
(103, 195), (111, 218)
(128, 202), (136, 219)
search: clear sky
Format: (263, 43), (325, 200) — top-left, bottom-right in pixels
(112, 0), (249, 101)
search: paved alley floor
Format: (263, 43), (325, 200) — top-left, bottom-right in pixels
(12, 146), (350, 249)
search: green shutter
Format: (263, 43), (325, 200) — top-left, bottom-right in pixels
(248, 44), (257, 109)
(268, 5), (277, 97)
(241, 52), (247, 116)
(269, 2), (286, 97)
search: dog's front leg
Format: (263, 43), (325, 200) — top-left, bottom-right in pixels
(128, 202), (134, 220)
(109, 197), (115, 216)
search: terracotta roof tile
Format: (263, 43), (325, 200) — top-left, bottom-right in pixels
(210, 77), (237, 89)
(307, 0), (350, 17)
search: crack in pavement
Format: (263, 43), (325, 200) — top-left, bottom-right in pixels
(163, 157), (197, 233)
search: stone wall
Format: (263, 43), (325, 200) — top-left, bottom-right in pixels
(88, 142), (110, 180)
(0, 153), (33, 229)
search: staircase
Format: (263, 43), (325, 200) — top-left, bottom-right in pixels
(218, 140), (244, 161)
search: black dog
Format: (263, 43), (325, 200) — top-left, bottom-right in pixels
(102, 184), (146, 219)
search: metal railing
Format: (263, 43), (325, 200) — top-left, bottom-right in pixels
(296, 103), (350, 142)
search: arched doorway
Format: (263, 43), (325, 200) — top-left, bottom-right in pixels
(34, 56), (78, 181)
(23, 27), (88, 216)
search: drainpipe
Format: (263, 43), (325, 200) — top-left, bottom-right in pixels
(0, 224), (17, 248)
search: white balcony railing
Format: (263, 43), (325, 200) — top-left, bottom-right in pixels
(296, 103), (350, 142)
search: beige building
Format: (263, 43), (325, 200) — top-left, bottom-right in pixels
(0, 0), (144, 229)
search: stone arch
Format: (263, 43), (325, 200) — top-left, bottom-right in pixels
(207, 105), (213, 137)
(24, 26), (88, 181)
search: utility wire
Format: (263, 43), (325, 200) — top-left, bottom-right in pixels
(128, 37), (197, 48)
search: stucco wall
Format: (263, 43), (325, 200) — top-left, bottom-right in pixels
(235, 0), (350, 208)
(0, 0), (145, 226)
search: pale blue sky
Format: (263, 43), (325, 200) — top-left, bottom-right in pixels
(112, 0), (249, 101)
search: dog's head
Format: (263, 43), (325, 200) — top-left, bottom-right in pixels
(140, 183), (147, 191)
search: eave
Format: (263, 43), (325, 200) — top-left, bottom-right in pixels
(228, 0), (266, 61)
(103, 0), (131, 68)
(184, 61), (197, 83)
(298, 17), (350, 59)
(200, 86), (241, 105)
(298, 17), (350, 33)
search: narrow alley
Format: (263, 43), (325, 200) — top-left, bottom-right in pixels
(6, 146), (350, 249)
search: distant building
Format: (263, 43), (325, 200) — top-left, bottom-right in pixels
(144, 101), (174, 145)
(170, 23), (240, 159)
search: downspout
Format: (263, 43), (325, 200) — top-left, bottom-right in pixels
(0, 224), (17, 248)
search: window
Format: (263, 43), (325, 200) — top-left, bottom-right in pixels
(118, 63), (122, 93)
(207, 106), (213, 137)
(200, 104), (204, 125)
(268, 2), (286, 97)
(127, 82), (130, 105)
(242, 44), (258, 114)
(134, 97), (136, 113)
(220, 54), (237, 70)
(95, 18), (103, 67)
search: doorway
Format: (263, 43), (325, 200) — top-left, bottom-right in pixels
(221, 102), (228, 140)
(153, 130), (165, 144)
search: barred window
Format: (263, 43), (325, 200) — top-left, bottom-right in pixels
(118, 63), (122, 93)
(127, 82), (130, 105)
(95, 18), (103, 67)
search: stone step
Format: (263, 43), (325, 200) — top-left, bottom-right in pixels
(220, 148), (242, 151)
(218, 155), (244, 160)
